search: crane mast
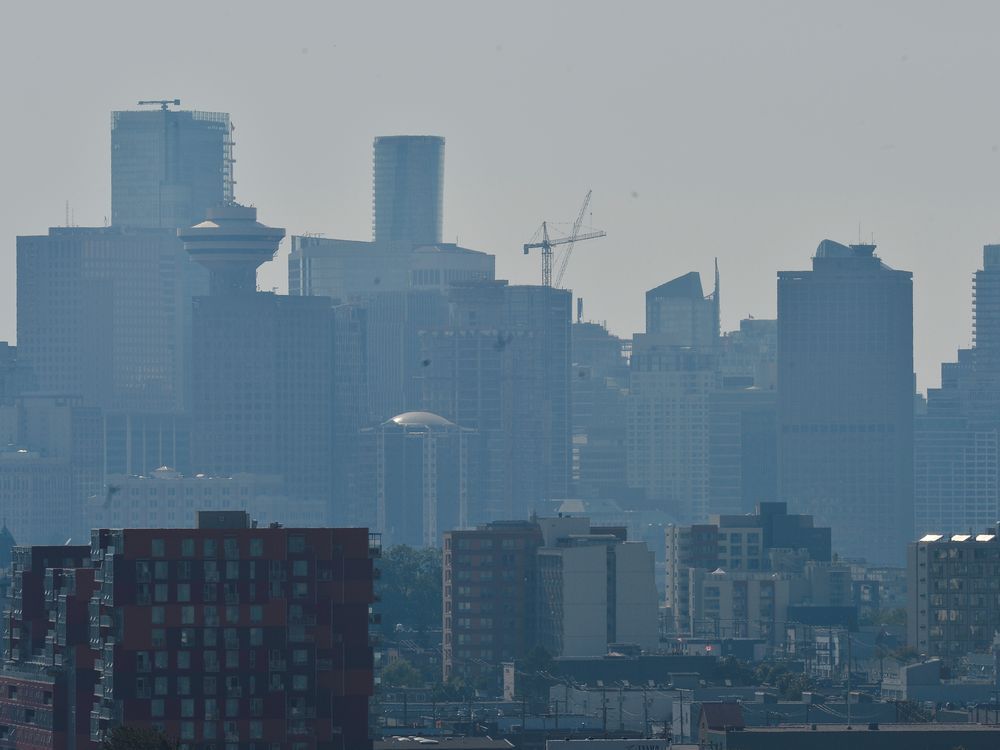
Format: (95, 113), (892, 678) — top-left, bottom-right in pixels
(523, 190), (606, 287)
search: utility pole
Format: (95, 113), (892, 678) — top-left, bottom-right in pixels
(602, 687), (607, 734)
(618, 685), (624, 732)
(846, 628), (853, 728)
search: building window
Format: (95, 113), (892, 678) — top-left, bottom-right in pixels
(178, 583), (191, 602)
(152, 539), (165, 557)
(181, 606), (195, 625)
(152, 699), (164, 718)
(289, 535), (305, 553)
(178, 651), (191, 669)
(292, 560), (308, 577)
(154, 561), (169, 579)
(250, 606), (263, 624)
(292, 675), (308, 691)
(250, 539), (263, 557)
(152, 607), (165, 624)
(224, 538), (239, 559)
(204, 539), (217, 557)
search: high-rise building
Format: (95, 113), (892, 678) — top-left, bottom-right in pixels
(370, 411), (476, 547)
(916, 246), (1000, 535)
(627, 271), (721, 521)
(419, 281), (572, 521)
(17, 227), (205, 413)
(111, 106), (234, 229)
(645, 269), (719, 347)
(535, 522), (659, 658)
(571, 322), (631, 501)
(777, 240), (914, 565)
(0, 343), (37, 399)
(442, 521), (544, 682)
(181, 206), (335, 521)
(0, 512), (377, 749)
(372, 135), (444, 247)
(0, 395), (102, 545)
(442, 517), (657, 681)
(708, 377), (777, 516)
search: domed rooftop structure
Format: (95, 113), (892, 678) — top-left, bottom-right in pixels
(387, 411), (455, 428)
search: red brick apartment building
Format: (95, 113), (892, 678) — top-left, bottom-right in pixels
(0, 511), (377, 750)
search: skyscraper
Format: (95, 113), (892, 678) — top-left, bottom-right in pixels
(419, 281), (572, 521)
(17, 226), (203, 412)
(627, 271), (721, 521)
(111, 105), (234, 229)
(777, 240), (913, 565)
(372, 135), (444, 247)
(916, 245), (1000, 535)
(181, 205), (335, 521)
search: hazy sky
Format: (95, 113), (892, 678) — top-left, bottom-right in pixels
(3, 1), (1000, 391)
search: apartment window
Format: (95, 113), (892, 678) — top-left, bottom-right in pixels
(178, 677), (191, 695)
(226, 561), (239, 580)
(250, 720), (262, 739)
(181, 606), (195, 625)
(154, 584), (168, 602)
(155, 676), (168, 695)
(152, 606), (165, 624)
(289, 535), (305, 553)
(250, 538), (263, 557)
(155, 651), (168, 669)
(181, 699), (194, 718)
(204, 539), (217, 557)
(292, 675), (308, 691)
(204, 629), (217, 647)
(226, 650), (239, 669)
(152, 629), (166, 648)
(154, 561), (169, 579)
(151, 699), (164, 718)
(152, 539), (165, 557)
(224, 538), (239, 559)
(292, 560), (308, 577)
(181, 723), (194, 740)
(250, 606), (262, 624)
(226, 698), (239, 717)
(250, 628), (263, 646)
(178, 651), (191, 669)
(178, 583), (191, 602)
(226, 606), (239, 624)
(203, 677), (216, 694)
(293, 649), (308, 666)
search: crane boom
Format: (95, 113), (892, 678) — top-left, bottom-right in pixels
(522, 191), (606, 287)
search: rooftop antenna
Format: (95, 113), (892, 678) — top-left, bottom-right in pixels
(65, 200), (69, 228)
(137, 99), (181, 111)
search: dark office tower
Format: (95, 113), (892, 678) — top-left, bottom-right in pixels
(419, 282), (572, 521)
(777, 240), (914, 564)
(111, 106), (234, 229)
(571, 321), (630, 501)
(709, 377), (778, 515)
(181, 206), (335, 520)
(372, 135), (444, 247)
(370, 411), (475, 547)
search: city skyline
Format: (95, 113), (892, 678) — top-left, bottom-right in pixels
(4, 1), (1000, 392)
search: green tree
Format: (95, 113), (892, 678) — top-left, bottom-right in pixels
(102, 726), (178, 750)
(378, 545), (442, 638)
(382, 658), (424, 688)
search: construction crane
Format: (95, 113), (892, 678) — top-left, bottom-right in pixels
(523, 190), (606, 287)
(137, 99), (181, 110)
